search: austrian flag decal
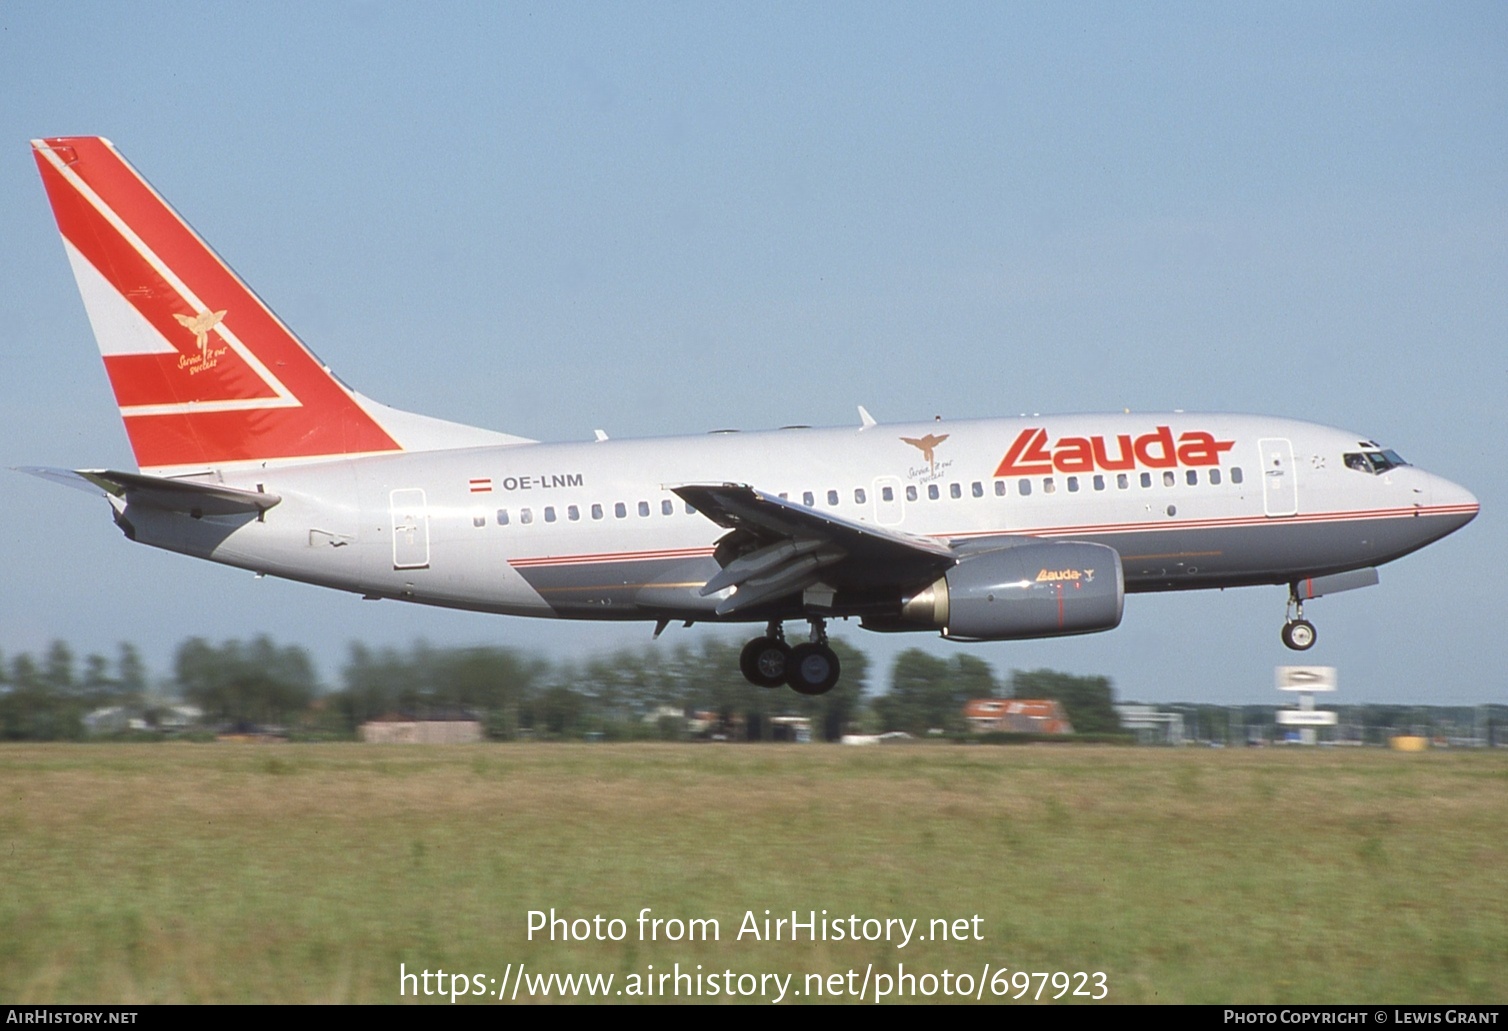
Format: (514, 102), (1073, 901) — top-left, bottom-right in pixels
(996, 426), (1235, 477)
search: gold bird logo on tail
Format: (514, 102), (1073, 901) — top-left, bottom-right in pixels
(173, 309), (227, 359)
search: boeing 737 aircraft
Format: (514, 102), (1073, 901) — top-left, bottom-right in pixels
(26, 137), (1479, 694)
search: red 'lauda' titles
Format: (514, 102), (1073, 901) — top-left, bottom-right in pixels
(994, 426), (1235, 477)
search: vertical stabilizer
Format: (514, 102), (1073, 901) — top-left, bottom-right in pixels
(32, 137), (528, 475)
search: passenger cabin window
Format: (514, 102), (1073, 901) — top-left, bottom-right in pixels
(882, 486), (894, 502)
(928, 484), (940, 500)
(638, 501), (650, 517)
(568, 505), (580, 521)
(803, 491), (815, 507)
(950, 483), (961, 499)
(1043, 477), (1056, 494)
(827, 489), (839, 506)
(544, 506), (556, 523)
(1018, 479), (1031, 496)
(994, 480), (1006, 497)
(496, 509), (510, 526)
(972, 482), (983, 498)
(1117, 473), (1129, 489)
(1066, 476), (1079, 493)
(855, 488), (867, 504)
(614, 502), (626, 519)
(591, 503), (603, 520)
(1231, 468), (1244, 484)
(1163, 471), (1176, 487)
(473, 514), (485, 528)
(1210, 469), (1222, 485)
(1186, 470), (1198, 486)
(661, 500), (673, 516)
(906, 486), (918, 502)
(1140, 472), (1152, 488)
(520, 508), (533, 525)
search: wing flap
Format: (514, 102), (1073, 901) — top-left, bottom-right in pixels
(673, 483), (955, 609)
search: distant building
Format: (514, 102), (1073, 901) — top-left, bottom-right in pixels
(84, 703), (203, 736)
(768, 715), (812, 743)
(1114, 704), (1186, 745)
(963, 699), (1074, 735)
(360, 716), (483, 744)
(83, 706), (148, 735)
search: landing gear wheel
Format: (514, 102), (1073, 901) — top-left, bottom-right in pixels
(787, 643), (841, 695)
(1281, 619), (1317, 651)
(740, 637), (791, 688)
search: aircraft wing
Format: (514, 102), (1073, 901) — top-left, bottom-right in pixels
(672, 483), (956, 616)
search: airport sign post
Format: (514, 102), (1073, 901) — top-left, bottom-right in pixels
(1276, 666), (1338, 745)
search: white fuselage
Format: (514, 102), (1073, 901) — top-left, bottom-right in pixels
(117, 412), (1478, 628)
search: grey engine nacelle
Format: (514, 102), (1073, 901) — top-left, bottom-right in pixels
(894, 541), (1124, 641)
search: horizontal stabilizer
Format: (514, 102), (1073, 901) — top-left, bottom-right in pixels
(18, 466), (280, 515)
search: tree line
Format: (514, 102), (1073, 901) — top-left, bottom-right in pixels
(0, 636), (1123, 742)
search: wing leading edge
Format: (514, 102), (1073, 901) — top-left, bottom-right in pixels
(671, 483), (956, 616)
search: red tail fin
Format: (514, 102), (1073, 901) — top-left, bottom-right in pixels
(33, 137), (523, 475)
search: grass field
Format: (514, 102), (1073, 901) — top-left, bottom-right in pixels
(1, 742), (1504, 1004)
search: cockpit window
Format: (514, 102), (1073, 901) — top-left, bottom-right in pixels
(1343, 450), (1408, 475)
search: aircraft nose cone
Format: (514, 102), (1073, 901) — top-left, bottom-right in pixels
(1440, 478), (1479, 516)
(1429, 474), (1479, 528)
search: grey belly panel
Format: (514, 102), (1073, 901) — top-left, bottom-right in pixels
(511, 555), (722, 616)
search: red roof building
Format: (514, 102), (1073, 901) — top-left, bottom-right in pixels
(963, 699), (1074, 735)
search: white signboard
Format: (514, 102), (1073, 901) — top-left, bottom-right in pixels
(1277, 709), (1338, 726)
(1276, 666), (1337, 692)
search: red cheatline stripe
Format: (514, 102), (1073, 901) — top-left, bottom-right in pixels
(510, 547), (716, 568)
(945, 504), (1477, 542)
(504, 506), (1473, 571)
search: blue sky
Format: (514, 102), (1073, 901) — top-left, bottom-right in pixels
(1, 2), (1503, 704)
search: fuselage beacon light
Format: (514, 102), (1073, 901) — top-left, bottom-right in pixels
(27, 137), (1479, 695)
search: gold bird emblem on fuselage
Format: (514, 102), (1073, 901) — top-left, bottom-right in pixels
(173, 309), (227, 358)
(900, 433), (950, 471)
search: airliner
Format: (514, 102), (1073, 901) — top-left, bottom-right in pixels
(26, 137), (1479, 695)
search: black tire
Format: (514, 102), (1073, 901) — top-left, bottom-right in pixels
(787, 643), (841, 695)
(740, 637), (791, 688)
(1281, 619), (1317, 651)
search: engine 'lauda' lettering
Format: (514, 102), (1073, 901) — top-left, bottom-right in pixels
(1036, 568), (1083, 582)
(995, 426), (1235, 477)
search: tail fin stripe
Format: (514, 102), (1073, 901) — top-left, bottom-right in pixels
(38, 146), (300, 415)
(34, 136), (402, 472)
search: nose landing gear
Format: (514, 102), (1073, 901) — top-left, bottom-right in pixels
(738, 618), (841, 694)
(1281, 585), (1317, 651)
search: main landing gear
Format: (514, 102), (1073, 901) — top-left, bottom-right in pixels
(739, 623), (791, 689)
(1281, 585), (1317, 651)
(739, 619), (841, 695)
